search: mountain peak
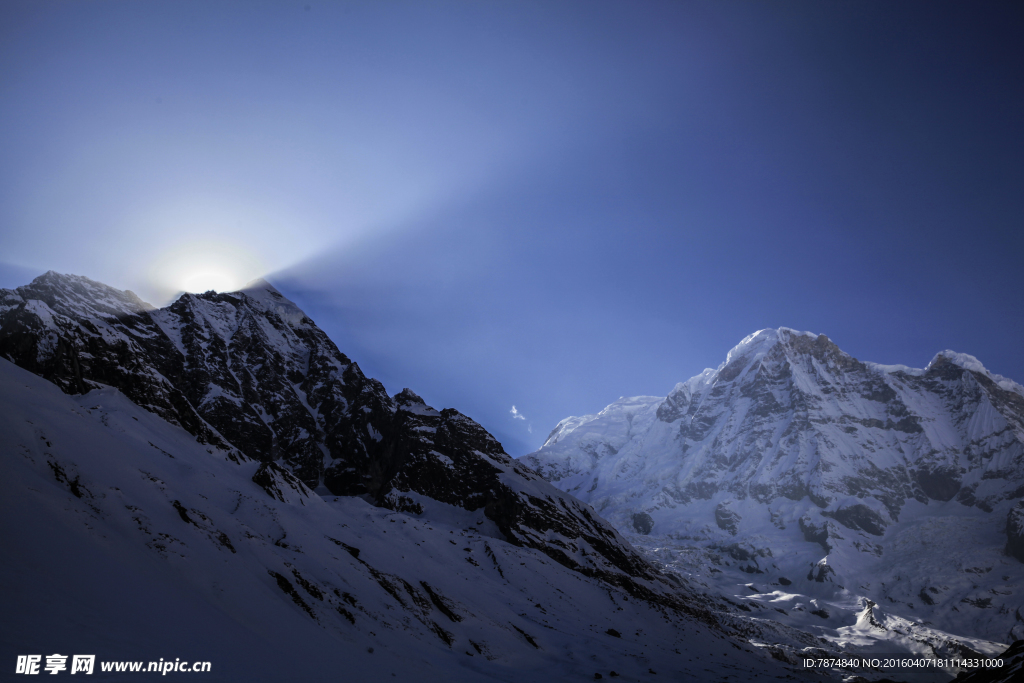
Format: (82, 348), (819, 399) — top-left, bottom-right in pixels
(236, 277), (307, 326)
(240, 277), (281, 296)
(928, 350), (1024, 396)
(394, 388), (425, 405)
(19, 270), (154, 317)
(724, 329), (778, 365)
(928, 349), (989, 374)
(724, 327), (822, 365)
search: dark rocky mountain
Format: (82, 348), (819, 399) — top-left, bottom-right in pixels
(0, 271), (672, 601)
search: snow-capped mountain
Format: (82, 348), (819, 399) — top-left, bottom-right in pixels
(5, 277), (1021, 680)
(524, 328), (1024, 659)
(0, 272), (668, 597)
(1, 272), (804, 681)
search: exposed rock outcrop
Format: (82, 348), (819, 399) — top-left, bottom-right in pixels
(0, 271), (678, 604)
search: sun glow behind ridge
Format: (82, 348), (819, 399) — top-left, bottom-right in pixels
(149, 241), (267, 302)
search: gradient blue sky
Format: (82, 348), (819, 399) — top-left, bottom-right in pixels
(2, 1), (1022, 455)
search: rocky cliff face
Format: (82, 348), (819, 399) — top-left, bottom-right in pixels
(0, 271), (671, 600)
(376, 389), (663, 596)
(525, 328), (1024, 643)
(0, 272), (232, 451)
(0, 271), (397, 487)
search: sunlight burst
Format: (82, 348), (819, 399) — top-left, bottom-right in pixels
(149, 241), (266, 301)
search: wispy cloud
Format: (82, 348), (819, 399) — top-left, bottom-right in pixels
(510, 405), (526, 420)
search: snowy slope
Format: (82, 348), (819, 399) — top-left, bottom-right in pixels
(0, 272), (676, 598)
(0, 358), (800, 682)
(0, 273), (819, 681)
(524, 329), (1024, 660)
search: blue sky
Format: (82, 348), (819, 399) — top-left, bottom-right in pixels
(2, 1), (1022, 455)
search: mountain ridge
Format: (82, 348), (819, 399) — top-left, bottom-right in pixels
(0, 271), (677, 603)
